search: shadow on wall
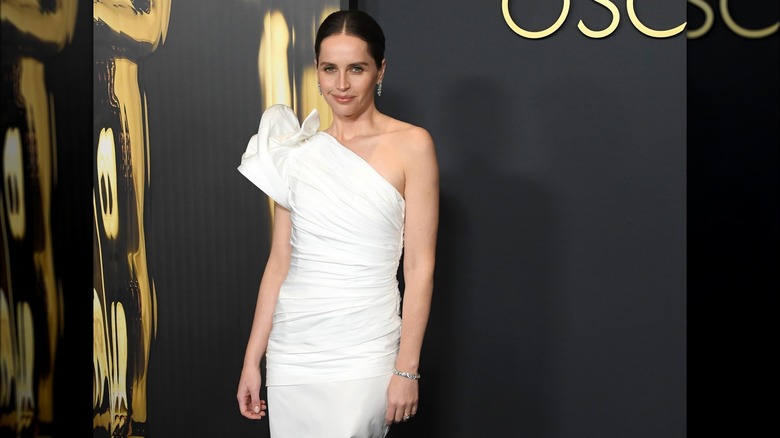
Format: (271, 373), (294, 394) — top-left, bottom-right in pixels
(687, 2), (779, 434)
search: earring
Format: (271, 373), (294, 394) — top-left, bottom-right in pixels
(317, 83), (322, 95)
(376, 81), (383, 97)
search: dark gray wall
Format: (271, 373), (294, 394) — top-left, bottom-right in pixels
(361, 1), (686, 437)
(141, 2), (272, 437)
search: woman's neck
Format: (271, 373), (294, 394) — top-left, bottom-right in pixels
(326, 107), (383, 142)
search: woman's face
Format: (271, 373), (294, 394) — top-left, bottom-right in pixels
(317, 33), (385, 117)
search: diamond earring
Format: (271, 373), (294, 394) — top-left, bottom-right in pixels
(376, 81), (383, 97)
(317, 83), (322, 95)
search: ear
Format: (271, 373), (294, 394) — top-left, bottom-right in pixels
(378, 58), (386, 83)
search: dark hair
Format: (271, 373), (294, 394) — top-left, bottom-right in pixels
(315, 10), (385, 69)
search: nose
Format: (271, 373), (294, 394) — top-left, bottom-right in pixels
(336, 72), (349, 91)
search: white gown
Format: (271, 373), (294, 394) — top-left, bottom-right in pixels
(238, 104), (404, 437)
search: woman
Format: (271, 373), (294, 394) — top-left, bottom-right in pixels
(236, 9), (439, 438)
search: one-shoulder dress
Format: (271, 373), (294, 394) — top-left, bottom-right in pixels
(238, 104), (405, 438)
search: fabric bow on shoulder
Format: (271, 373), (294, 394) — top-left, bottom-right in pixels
(238, 104), (320, 209)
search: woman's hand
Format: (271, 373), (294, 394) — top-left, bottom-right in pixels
(385, 374), (419, 425)
(237, 366), (267, 419)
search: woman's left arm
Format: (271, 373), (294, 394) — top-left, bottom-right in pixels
(386, 127), (439, 424)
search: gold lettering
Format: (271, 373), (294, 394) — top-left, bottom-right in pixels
(687, 0), (714, 39)
(502, 0), (571, 39)
(627, 0), (686, 38)
(578, 0), (620, 39)
(720, 0), (778, 39)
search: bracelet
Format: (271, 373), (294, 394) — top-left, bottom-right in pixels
(392, 368), (421, 380)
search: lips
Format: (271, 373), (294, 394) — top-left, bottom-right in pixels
(331, 94), (354, 103)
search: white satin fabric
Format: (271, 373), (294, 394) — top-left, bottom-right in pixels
(268, 375), (392, 438)
(238, 104), (404, 433)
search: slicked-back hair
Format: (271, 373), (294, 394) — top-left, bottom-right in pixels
(315, 10), (386, 69)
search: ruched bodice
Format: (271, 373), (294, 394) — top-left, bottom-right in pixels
(238, 104), (405, 385)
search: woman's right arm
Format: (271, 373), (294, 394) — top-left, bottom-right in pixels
(236, 202), (292, 419)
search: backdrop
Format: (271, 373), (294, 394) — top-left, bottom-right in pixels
(1, 1), (776, 437)
(143, 0), (688, 436)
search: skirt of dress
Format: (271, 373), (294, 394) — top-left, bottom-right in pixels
(268, 374), (392, 438)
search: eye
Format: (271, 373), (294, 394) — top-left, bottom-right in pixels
(322, 65), (336, 72)
(350, 65), (364, 73)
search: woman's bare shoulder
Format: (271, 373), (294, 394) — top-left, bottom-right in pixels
(384, 117), (435, 153)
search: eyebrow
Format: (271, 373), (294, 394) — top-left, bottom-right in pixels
(319, 61), (371, 66)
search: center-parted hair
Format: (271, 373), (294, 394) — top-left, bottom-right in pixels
(315, 10), (386, 69)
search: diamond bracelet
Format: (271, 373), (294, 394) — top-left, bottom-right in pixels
(392, 368), (421, 380)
